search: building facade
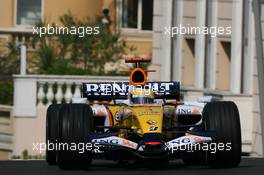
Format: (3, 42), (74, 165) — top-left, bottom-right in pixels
(150, 0), (263, 156)
(0, 0), (153, 58)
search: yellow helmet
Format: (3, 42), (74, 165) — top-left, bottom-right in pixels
(130, 87), (154, 104)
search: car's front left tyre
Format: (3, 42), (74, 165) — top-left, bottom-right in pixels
(203, 101), (241, 168)
(57, 104), (94, 170)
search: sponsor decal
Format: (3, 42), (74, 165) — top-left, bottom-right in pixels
(176, 107), (202, 115)
(149, 126), (158, 131)
(93, 137), (119, 144)
(115, 111), (122, 121)
(146, 119), (157, 125)
(92, 105), (108, 116)
(166, 135), (212, 149)
(82, 82), (180, 100)
(176, 108), (192, 114)
(165, 136), (231, 154)
(122, 140), (136, 148)
(92, 136), (137, 149)
(192, 108), (201, 114)
(138, 109), (160, 116)
(192, 136), (210, 142)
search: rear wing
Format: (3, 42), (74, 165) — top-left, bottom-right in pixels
(82, 82), (180, 100)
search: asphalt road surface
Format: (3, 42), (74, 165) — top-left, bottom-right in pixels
(0, 158), (263, 175)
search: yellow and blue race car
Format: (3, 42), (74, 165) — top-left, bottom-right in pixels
(46, 58), (241, 169)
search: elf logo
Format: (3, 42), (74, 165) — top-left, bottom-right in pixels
(147, 119), (157, 125)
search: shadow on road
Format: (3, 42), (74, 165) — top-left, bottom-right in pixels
(0, 158), (262, 175)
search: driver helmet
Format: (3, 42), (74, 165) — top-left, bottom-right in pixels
(130, 86), (154, 104)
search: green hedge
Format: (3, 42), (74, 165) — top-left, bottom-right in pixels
(0, 80), (13, 105)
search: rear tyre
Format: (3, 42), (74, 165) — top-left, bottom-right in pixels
(46, 104), (61, 165)
(203, 101), (241, 168)
(57, 104), (94, 170)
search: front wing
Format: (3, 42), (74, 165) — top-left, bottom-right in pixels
(91, 134), (212, 159)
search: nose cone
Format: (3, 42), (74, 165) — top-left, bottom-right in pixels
(132, 105), (163, 134)
(137, 133), (168, 158)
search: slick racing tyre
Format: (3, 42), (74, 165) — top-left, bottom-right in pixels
(203, 101), (241, 168)
(57, 104), (94, 170)
(46, 104), (62, 165)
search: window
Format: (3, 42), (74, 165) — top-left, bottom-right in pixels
(121, 0), (153, 31)
(16, 0), (42, 26)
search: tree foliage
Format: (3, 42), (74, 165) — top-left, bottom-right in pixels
(31, 12), (132, 75)
(0, 41), (19, 105)
(0, 41), (20, 76)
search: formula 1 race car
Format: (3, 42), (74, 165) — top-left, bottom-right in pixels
(46, 58), (241, 170)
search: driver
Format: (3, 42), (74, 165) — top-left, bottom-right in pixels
(129, 86), (154, 104)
